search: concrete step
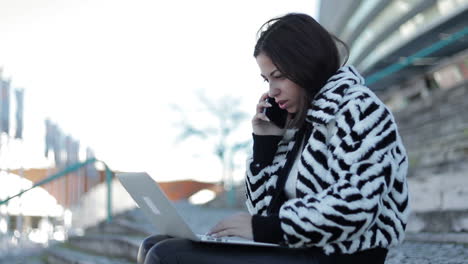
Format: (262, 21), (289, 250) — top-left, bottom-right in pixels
(46, 245), (133, 264)
(86, 217), (154, 237)
(26, 257), (47, 264)
(0, 254), (47, 264)
(407, 209), (468, 233)
(66, 234), (143, 262)
(405, 232), (468, 244)
(386, 240), (468, 264)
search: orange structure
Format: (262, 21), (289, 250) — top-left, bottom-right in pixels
(8, 168), (221, 206)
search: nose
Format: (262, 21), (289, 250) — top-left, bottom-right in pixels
(268, 84), (280, 98)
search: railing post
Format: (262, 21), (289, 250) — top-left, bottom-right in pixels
(104, 164), (113, 223)
(0, 158), (114, 226)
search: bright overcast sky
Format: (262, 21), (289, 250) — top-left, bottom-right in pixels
(0, 0), (319, 183)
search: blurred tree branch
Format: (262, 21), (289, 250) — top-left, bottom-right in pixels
(172, 90), (251, 189)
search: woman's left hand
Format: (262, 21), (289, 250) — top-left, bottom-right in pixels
(207, 212), (253, 240)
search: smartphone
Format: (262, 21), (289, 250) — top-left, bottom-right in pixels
(263, 97), (288, 128)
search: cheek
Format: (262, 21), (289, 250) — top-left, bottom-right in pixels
(290, 85), (305, 100)
(293, 87), (308, 109)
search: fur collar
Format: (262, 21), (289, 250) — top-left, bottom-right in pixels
(306, 65), (365, 125)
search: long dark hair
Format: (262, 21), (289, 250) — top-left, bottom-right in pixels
(254, 13), (349, 128)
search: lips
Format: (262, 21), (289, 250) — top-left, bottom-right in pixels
(277, 100), (288, 109)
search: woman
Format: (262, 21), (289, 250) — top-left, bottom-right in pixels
(138, 12), (410, 264)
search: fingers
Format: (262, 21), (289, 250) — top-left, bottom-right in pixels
(207, 213), (239, 235)
(252, 93), (272, 126)
(256, 92), (271, 113)
(208, 223), (241, 238)
(207, 213), (253, 240)
(210, 226), (251, 240)
(258, 92), (269, 103)
(253, 112), (270, 122)
(256, 100), (272, 114)
(210, 229), (236, 238)
(208, 221), (225, 235)
(253, 97), (271, 124)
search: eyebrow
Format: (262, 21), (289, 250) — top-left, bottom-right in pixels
(260, 69), (281, 79)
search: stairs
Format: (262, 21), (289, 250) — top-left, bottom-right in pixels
(46, 246), (134, 264)
(3, 200), (468, 264)
(44, 210), (148, 263)
(35, 201), (238, 263)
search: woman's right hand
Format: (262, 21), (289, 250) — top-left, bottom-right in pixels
(252, 93), (287, 136)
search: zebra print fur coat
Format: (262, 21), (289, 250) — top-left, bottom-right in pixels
(245, 66), (410, 255)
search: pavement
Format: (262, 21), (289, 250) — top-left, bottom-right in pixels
(0, 235), (46, 263)
(1, 201), (468, 263)
(386, 240), (468, 264)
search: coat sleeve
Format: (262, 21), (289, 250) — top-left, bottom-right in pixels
(279, 93), (409, 247)
(245, 133), (287, 215)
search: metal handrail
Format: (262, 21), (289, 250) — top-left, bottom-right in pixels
(0, 158), (113, 223)
(366, 26), (468, 85)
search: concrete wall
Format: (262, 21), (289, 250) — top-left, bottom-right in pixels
(396, 83), (468, 177)
(391, 83), (468, 232)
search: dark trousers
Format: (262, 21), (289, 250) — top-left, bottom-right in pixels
(138, 235), (388, 264)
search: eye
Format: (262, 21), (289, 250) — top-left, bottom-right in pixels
(262, 77), (269, 83)
(273, 74), (285, 79)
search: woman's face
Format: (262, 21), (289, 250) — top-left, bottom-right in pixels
(256, 53), (306, 114)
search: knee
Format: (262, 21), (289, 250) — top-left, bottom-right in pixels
(137, 235), (171, 264)
(144, 245), (164, 264)
(144, 238), (191, 264)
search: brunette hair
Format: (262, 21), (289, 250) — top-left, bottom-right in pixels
(254, 13), (348, 128)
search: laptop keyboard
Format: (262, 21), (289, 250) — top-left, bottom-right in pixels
(197, 234), (257, 243)
(198, 234), (230, 242)
(197, 234), (279, 247)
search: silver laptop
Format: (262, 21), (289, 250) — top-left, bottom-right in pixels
(116, 172), (278, 247)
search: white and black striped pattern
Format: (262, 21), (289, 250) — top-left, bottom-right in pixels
(245, 66), (410, 255)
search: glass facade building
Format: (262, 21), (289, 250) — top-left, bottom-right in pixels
(319, 0), (468, 105)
